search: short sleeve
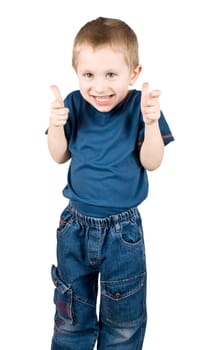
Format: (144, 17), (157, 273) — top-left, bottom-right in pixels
(63, 95), (73, 142)
(137, 110), (174, 147)
(159, 111), (174, 145)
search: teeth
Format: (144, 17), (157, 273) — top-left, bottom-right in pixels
(96, 96), (109, 100)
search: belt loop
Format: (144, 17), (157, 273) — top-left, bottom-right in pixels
(113, 216), (121, 233)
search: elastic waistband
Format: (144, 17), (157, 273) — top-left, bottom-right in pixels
(69, 204), (140, 229)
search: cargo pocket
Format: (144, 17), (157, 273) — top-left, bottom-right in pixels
(100, 273), (147, 328)
(51, 265), (75, 331)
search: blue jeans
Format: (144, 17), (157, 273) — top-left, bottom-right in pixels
(51, 205), (147, 350)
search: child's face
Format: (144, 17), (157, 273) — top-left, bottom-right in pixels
(75, 45), (141, 112)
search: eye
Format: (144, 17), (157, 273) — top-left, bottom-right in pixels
(106, 72), (117, 79)
(83, 72), (93, 79)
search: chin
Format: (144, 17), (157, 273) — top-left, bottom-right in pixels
(94, 105), (113, 112)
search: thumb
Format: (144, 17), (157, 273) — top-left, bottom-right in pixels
(50, 85), (64, 104)
(141, 82), (149, 106)
(142, 82), (149, 96)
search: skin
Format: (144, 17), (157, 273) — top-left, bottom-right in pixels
(48, 44), (164, 170)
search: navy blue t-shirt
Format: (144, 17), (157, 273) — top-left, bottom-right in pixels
(60, 89), (174, 217)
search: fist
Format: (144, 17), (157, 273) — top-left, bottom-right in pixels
(141, 82), (161, 125)
(50, 85), (69, 127)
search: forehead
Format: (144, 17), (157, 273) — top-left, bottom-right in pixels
(76, 44), (128, 69)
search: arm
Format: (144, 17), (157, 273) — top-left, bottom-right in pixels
(140, 121), (164, 170)
(48, 85), (71, 164)
(48, 125), (71, 164)
(139, 82), (164, 171)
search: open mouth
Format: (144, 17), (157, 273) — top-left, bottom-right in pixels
(93, 95), (114, 106)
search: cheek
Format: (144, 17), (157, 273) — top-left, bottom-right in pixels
(114, 82), (130, 96)
(114, 76), (131, 90)
(78, 80), (90, 94)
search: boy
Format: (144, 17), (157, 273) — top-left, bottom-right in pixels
(47, 17), (174, 350)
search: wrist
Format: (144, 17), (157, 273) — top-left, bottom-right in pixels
(144, 119), (159, 127)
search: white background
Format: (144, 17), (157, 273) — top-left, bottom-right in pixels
(0, 0), (214, 349)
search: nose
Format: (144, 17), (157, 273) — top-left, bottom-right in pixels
(93, 77), (107, 94)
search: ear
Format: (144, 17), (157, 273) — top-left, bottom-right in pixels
(129, 64), (142, 85)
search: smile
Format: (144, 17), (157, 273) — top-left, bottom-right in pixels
(93, 95), (114, 106)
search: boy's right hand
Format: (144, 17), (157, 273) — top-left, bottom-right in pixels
(50, 85), (69, 127)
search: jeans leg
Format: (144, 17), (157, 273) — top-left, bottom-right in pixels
(97, 321), (146, 350)
(98, 273), (147, 349)
(51, 207), (99, 350)
(98, 210), (147, 349)
(51, 264), (99, 350)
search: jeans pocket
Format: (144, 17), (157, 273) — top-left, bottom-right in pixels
(51, 265), (75, 329)
(57, 206), (73, 236)
(100, 273), (147, 327)
(119, 217), (143, 245)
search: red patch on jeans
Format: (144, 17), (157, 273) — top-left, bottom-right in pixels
(55, 318), (65, 329)
(57, 299), (70, 317)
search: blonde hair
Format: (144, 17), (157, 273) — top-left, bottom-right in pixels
(72, 17), (139, 71)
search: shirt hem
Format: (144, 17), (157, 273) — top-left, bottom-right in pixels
(70, 200), (132, 218)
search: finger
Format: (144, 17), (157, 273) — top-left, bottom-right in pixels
(144, 97), (158, 107)
(51, 109), (68, 116)
(150, 89), (161, 98)
(144, 106), (158, 114)
(50, 85), (64, 104)
(51, 100), (64, 109)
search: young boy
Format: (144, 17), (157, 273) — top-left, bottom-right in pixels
(47, 17), (174, 350)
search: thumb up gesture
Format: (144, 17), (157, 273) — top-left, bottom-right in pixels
(141, 82), (161, 125)
(50, 85), (69, 127)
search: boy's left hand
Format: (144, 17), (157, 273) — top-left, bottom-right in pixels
(141, 82), (161, 125)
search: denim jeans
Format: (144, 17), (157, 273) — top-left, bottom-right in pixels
(51, 205), (147, 350)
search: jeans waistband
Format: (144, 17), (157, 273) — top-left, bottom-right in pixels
(69, 204), (140, 229)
